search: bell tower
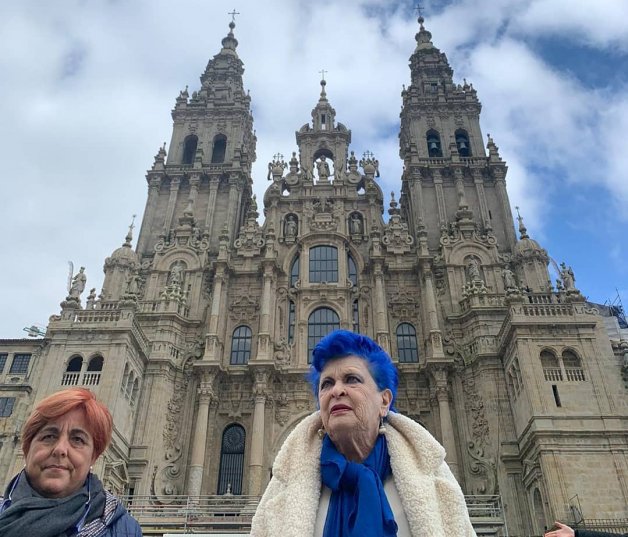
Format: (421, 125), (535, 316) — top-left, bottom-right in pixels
(399, 16), (516, 253)
(135, 20), (256, 260)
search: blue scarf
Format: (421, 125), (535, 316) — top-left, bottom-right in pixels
(320, 433), (398, 537)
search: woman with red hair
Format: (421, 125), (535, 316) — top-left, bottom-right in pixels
(0, 388), (142, 536)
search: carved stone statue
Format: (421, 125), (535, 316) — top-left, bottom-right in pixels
(350, 213), (363, 234)
(560, 262), (575, 291)
(316, 156), (330, 181)
(69, 267), (87, 299)
(169, 263), (184, 287)
(284, 215), (297, 238)
(466, 258), (482, 283)
(502, 268), (517, 291)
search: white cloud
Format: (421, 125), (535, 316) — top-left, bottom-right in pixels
(0, 0), (626, 337)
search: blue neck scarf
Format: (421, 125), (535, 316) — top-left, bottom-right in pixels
(320, 433), (398, 537)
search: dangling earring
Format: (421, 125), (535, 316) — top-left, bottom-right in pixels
(317, 428), (326, 439)
(378, 415), (387, 435)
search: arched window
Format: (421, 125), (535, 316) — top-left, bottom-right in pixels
(126, 372), (135, 398)
(121, 363), (129, 393)
(455, 129), (471, 157)
(62, 356), (83, 386)
(562, 350), (585, 381)
(87, 356), (103, 371)
(217, 424), (246, 494)
(347, 253), (358, 287)
(397, 323), (419, 363)
(288, 300), (296, 343)
(182, 135), (198, 165)
(290, 255), (300, 288)
(131, 378), (139, 406)
(230, 326), (252, 365)
(307, 307), (340, 362)
(540, 350), (562, 381)
(426, 130), (442, 157)
(66, 356), (83, 372)
(82, 355), (103, 386)
(309, 246), (338, 283)
(211, 134), (227, 163)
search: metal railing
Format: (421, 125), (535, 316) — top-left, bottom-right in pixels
(118, 494), (507, 534)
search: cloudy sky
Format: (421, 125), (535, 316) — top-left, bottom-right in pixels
(1, 0), (627, 338)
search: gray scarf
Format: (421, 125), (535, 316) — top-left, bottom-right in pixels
(0, 471), (106, 537)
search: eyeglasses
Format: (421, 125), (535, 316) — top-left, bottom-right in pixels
(0, 470), (93, 532)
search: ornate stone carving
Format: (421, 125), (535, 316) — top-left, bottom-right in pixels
(275, 392), (290, 426)
(154, 359), (194, 499)
(273, 337), (293, 369)
(388, 288), (420, 319)
(229, 295), (259, 321)
(382, 195), (413, 255)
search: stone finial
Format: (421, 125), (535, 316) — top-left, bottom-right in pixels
(125, 214), (136, 246)
(515, 206), (529, 239)
(388, 192), (400, 216)
(151, 144), (167, 171)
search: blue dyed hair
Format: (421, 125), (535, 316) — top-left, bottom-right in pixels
(307, 329), (398, 411)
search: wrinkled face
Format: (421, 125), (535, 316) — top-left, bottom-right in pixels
(318, 356), (392, 442)
(24, 408), (96, 498)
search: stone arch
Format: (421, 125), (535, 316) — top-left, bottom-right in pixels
(211, 134), (227, 163)
(65, 354), (83, 372)
(182, 135), (198, 165)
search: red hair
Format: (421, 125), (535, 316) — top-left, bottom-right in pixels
(22, 388), (113, 459)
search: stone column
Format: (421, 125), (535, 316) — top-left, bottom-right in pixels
(422, 266), (445, 358)
(432, 170), (447, 228)
(432, 367), (459, 479)
(163, 177), (181, 232)
(187, 370), (217, 496)
(248, 369), (269, 495)
(256, 266), (274, 361)
(204, 180), (219, 237)
(373, 263), (390, 353)
(226, 177), (242, 243)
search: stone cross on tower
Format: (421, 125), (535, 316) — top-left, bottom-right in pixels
(228, 9), (240, 22)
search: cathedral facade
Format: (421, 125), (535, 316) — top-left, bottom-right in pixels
(1, 18), (626, 536)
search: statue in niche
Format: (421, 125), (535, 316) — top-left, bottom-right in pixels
(69, 267), (87, 299)
(316, 156), (330, 181)
(284, 215), (298, 239)
(502, 268), (517, 291)
(466, 258), (482, 283)
(169, 263), (184, 287)
(350, 213), (363, 234)
(560, 262), (575, 290)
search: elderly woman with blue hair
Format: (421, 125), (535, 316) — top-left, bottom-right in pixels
(251, 330), (475, 537)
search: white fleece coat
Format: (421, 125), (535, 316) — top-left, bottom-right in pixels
(250, 411), (476, 537)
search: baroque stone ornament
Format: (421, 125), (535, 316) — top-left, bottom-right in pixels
(382, 193), (413, 255)
(153, 358), (194, 501)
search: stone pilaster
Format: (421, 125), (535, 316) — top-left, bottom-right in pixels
(432, 366), (459, 479)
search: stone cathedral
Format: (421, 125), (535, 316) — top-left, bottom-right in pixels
(1, 17), (626, 536)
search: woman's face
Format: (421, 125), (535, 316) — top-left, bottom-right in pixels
(318, 356), (392, 443)
(24, 408), (96, 498)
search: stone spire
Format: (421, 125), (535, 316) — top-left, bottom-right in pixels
(311, 78), (336, 132)
(200, 20), (245, 92)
